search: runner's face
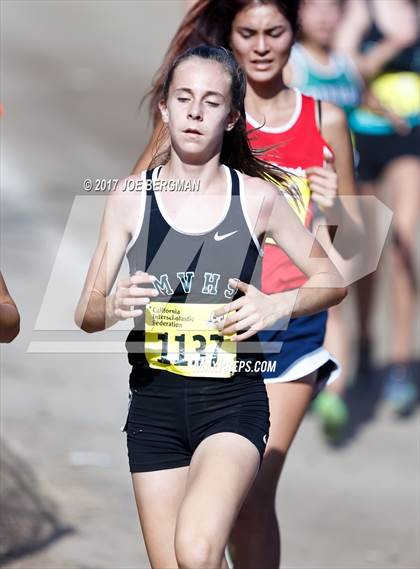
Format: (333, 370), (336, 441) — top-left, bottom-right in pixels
(299, 0), (341, 49)
(160, 58), (236, 163)
(230, 4), (293, 84)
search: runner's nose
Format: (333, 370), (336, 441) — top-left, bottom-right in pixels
(188, 102), (203, 121)
(255, 34), (269, 56)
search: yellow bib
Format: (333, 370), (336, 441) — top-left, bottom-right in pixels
(371, 72), (420, 117)
(145, 301), (236, 378)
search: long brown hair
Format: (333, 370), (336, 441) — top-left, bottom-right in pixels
(147, 0), (300, 121)
(155, 44), (300, 204)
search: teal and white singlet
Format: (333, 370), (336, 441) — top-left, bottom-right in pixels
(288, 43), (363, 116)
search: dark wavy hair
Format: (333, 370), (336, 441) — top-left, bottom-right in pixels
(155, 44), (300, 204)
(147, 0), (300, 120)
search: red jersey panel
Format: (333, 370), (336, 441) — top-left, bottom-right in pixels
(246, 90), (330, 293)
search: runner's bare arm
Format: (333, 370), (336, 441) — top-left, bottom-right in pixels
(74, 179), (154, 332)
(312, 101), (363, 258)
(0, 272), (20, 343)
(215, 180), (346, 341)
(250, 179), (347, 316)
(362, 88), (411, 134)
(335, 0), (417, 82)
(131, 117), (169, 175)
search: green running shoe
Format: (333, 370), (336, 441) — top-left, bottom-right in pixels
(313, 391), (349, 441)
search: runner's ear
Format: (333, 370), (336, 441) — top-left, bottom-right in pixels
(226, 110), (240, 132)
(158, 100), (169, 124)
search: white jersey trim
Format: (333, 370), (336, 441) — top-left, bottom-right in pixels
(154, 164), (232, 236)
(126, 169), (147, 254)
(246, 88), (302, 134)
(237, 171), (264, 257)
(293, 43), (343, 78)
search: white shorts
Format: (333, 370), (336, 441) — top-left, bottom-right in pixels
(263, 347), (341, 397)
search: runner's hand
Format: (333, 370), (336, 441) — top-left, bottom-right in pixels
(382, 108), (412, 136)
(111, 271), (158, 320)
(306, 147), (338, 211)
(213, 279), (287, 342)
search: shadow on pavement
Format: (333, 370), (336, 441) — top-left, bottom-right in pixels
(0, 438), (73, 566)
(327, 359), (420, 449)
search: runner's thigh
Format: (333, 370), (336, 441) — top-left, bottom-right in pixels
(132, 467), (188, 569)
(175, 433), (260, 553)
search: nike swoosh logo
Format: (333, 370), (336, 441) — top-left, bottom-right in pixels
(214, 230), (238, 241)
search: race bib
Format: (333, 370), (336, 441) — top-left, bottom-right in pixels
(145, 302), (237, 378)
(372, 72), (420, 118)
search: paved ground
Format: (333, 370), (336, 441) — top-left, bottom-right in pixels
(1, 2), (419, 568)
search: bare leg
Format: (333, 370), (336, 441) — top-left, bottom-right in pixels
(175, 433), (260, 569)
(324, 300), (352, 395)
(356, 181), (378, 350)
(131, 466), (188, 568)
(230, 374), (317, 569)
(315, 218), (352, 394)
(385, 157), (419, 363)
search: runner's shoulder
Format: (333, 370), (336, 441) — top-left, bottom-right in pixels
(113, 173), (145, 194)
(242, 173), (288, 207)
(241, 173), (291, 226)
(105, 174), (145, 232)
(321, 100), (347, 129)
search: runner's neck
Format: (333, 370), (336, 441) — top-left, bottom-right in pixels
(245, 85), (298, 129)
(299, 40), (333, 66)
(160, 153), (224, 195)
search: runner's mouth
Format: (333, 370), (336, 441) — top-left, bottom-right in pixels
(251, 59), (273, 65)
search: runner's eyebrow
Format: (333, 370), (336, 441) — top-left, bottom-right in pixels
(237, 25), (286, 33)
(174, 88), (225, 99)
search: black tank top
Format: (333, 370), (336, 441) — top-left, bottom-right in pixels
(125, 165), (264, 382)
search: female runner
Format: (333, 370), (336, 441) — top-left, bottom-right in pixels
(288, 0), (363, 114)
(287, 0), (418, 429)
(285, 0), (363, 436)
(132, 1), (361, 566)
(75, 45), (345, 569)
(0, 112), (20, 344)
(337, 0), (419, 414)
(0, 272), (20, 343)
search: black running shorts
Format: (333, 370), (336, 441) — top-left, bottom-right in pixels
(354, 127), (420, 182)
(123, 370), (270, 473)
